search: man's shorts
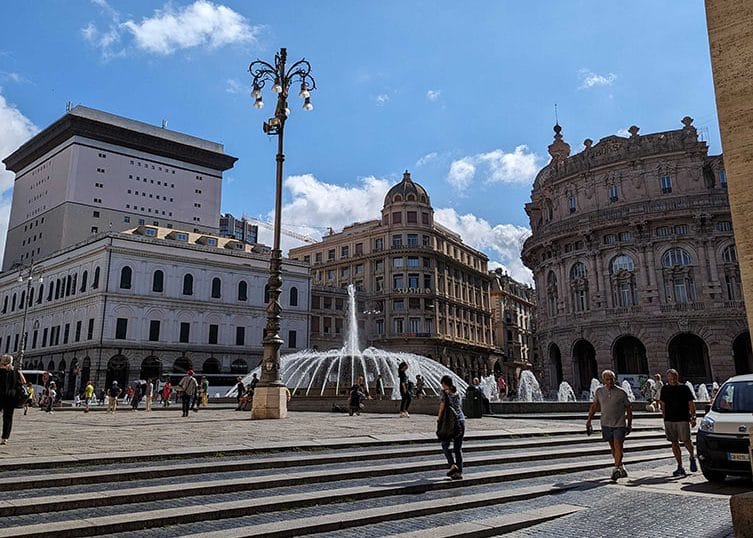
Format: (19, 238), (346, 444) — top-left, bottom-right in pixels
(601, 426), (627, 441)
(664, 421), (691, 442)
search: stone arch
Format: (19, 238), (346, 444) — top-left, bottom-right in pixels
(612, 335), (649, 375)
(202, 357), (221, 374)
(668, 333), (711, 384)
(141, 356), (162, 380)
(572, 339), (597, 394)
(230, 358), (248, 374)
(549, 343), (563, 387)
(105, 354), (129, 388)
(173, 355), (192, 374)
(733, 331), (753, 376)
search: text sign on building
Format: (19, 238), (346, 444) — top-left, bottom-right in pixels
(394, 288), (431, 295)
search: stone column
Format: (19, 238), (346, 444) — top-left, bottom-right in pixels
(706, 0), (753, 331)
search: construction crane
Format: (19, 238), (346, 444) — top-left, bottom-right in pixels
(246, 216), (318, 244)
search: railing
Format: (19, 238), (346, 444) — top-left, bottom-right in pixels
(659, 302), (706, 313)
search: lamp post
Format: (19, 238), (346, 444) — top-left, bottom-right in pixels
(17, 263), (43, 371)
(249, 47), (315, 419)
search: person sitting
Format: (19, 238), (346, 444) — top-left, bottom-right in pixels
(348, 383), (366, 416)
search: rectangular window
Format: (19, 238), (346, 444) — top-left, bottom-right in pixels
(720, 170), (727, 188)
(392, 212), (402, 224)
(407, 211), (417, 224)
(42, 328), (48, 347)
(63, 323), (70, 344)
(660, 175), (672, 194)
(407, 256), (420, 267)
(75, 320), (82, 342)
(323, 296), (332, 309)
(393, 317), (404, 334)
(716, 221), (732, 232)
(32, 330), (38, 349)
(375, 259), (384, 272)
(603, 234), (617, 245)
(236, 326), (245, 346)
(115, 318), (128, 339)
(409, 318), (421, 333)
(407, 234), (418, 246)
(208, 324), (219, 344)
(355, 243), (363, 256)
(392, 235), (402, 247)
(393, 274), (404, 289)
(288, 330), (297, 348)
(376, 319), (385, 335)
(328, 249), (335, 260)
(656, 226), (671, 237)
(149, 320), (160, 341)
(408, 274), (420, 289)
(335, 298), (344, 310)
(315, 252), (322, 263)
(674, 225), (688, 236)
(393, 299), (405, 310)
(374, 238), (384, 251)
(88, 318), (95, 340)
(311, 295), (320, 309)
(341, 246), (349, 258)
(93, 211), (100, 218)
(375, 276), (384, 291)
(393, 257), (404, 268)
(608, 185), (619, 202)
(179, 322), (190, 343)
(568, 195), (577, 213)
(355, 263), (364, 274)
(340, 266), (349, 277)
(421, 212), (430, 225)
(618, 231), (631, 242)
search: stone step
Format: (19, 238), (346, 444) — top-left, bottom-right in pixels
(0, 446), (670, 519)
(2, 431), (667, 491)
(386, 503), (586, 538)
(0, 425), (662, 471)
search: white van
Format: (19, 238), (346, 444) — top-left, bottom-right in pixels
(697, 374), (753, 482)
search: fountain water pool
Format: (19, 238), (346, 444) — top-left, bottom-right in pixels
(228, 284), (467, 399)
(557, 381), (576, 402)
(517, 370), (543, 402)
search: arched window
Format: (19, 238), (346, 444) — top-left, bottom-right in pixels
(264, 284), (270, 304)
(2, 295), (7, 313)
(28, 288), (34, 306)
(19, 291), (25, 309)
(393, 194), (402, 202)
(661, 248), (692, 267)
(47, 283), (53, 301)
(92, 267), (100, 289)
(71, 273), (77, 295)
(55, 279), (61, 299)
(66, 275), (72, 296)
(610, 254), (637, 307)
(546, 271), (558, 317)
(723, 245), (738, 264)
(152, 270), (164, 292)
(182, 274), (193, 295)
(211, 277), (222, 298)
(661, 248), (695, 304)
(119, 266), (132, 289)
(290, 286), (299, 307)
(238, 280), (248, 301)
(11, 293), (16, 311)
(80, 270), (88, 292)
(37, 284), (43, 304)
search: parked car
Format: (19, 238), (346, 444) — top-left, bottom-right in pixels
(697, 374), (753, 482)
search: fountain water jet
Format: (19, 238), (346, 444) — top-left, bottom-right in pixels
(479, 375), (501, 402)
(557, 381), (576, 402)
(685, 381), (698, 400)
(228, 284), (467, 399)
(589, 378), (602, 401)
(517, 370), (543, 402)
(621, 380), (636, 402)
(696, 383), (710, 401)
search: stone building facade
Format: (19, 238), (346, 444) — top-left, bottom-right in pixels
(0, 227), (309, 397)
(522, 118), (750, 396)
(489, 270), (538, 389)
(1, 105), (236, 271)
(290, 172), (501, 381)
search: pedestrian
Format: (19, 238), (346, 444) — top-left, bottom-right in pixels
(0, 354), (27, 445)
(200, 376), (209, 407)
(23, 382), (34, 415)
(415, 375), (425, 399)
(83, 380), (95, 413)
(659, 368), (698, 477)
(234, 377), (245, 409)
(107, 382), (121, 413)
(497, 375), (507, 400)
(437, 374), (465, 480)
(98, 388), (106, 406)
(652, 373), (664, 404)
(145, 379), (154, 412)
(398, 361), (412, 417)
(348, 382), (366, 416)
(178, 370), (198, 417)
(45, 382), (57, 413)
(375, 374), (385, 400)
(249, 373), (259, 395)
(162, 380), (172, 407)
(472, 377), (492, 414)
(125, 385), (133, 404)
(131, 381), (141, 411)
(586, 369), (633, 481)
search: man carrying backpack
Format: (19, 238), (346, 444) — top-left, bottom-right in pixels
(178, 370), (198, 418)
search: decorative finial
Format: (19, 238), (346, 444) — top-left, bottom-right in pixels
(554, 103), (559, 125)
(583, 138), (593, 148)
(681, 116), (694, 128)
(628, 125), (640, 137)
(403, 170), (411, 182)
(548, 122), (570, 161)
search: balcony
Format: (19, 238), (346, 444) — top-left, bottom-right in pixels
(659, 302), (706, 313)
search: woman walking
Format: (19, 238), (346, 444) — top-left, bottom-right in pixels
(398, 362), (411, 417)
(0, 354), (26, 445)
(437, 374), (465, 480)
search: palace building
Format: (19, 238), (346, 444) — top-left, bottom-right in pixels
(289, 172), (501, 381)
(522, 118), (750, 395)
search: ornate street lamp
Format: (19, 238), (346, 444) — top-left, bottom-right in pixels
(249, 48), (315, 419)
(16, 262), (43, 371)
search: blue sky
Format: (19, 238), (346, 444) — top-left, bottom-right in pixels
(0, 1), (719, 282)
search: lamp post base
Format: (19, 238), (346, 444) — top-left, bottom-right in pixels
(251, 386), (288, 419)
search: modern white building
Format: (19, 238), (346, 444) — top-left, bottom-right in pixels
(1, 105), (237, 271)
(0, 227), (310, 397)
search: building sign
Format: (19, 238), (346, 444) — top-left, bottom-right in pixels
(394, 288), (431, 295)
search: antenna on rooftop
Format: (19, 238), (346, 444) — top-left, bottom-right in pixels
(161, 119), (168, 129)
(554, 103), (559, 125)
(65, 101), (73, 112)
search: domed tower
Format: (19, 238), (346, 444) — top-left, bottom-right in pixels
(381, 170), (434, 228)
(522, 118), (749, 395)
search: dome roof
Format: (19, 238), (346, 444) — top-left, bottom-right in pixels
(384, 170), (430, 206)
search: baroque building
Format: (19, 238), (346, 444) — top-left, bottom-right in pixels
(522, 118), (751, 395)
(289, 172), (501, 381)
(1, 105), (236, 271)
(0, 227), (309, 397)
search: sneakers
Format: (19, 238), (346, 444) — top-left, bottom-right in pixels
(450, 471), (463, 480)
(619, 467), (628, 478)
(673, 467), (687, 477)
(0, 438), (7, 445)
(689, 458), (698, 473)
(447, 464), (459, 477)
(611, 468), (621, 482)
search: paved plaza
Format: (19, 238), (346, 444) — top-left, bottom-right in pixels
(0, 407), (746, 537)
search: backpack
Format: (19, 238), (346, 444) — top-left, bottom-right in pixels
(436, 393), (459, 440)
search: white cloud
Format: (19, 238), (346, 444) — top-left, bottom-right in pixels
(446, 145), (540, 192)
(434, 208), (533, 284)
(578, 68), (617, 89)
(225, 78), (245, 94)
(426, 89), (441, 102)
(255, 173), (533, 284)
(374, 94), (390, 106)
(0, 71), (28, 84)
(0, 91), (39, 267)
(415, 152), (438, 167)
(82, 0), (259, 57)
(616, 127), (630, 137)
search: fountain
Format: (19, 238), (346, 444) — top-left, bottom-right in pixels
(517, 370), (543, 402)
(479, 375), (501, 402)
(685, 381), (698, 400)
(589, 378), (602, 401)
(621, 380), (636, 402)
(228, 284), (467, 399)
(557, 381), (576, 402)
(696, 383), (710, 402)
